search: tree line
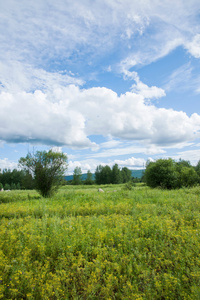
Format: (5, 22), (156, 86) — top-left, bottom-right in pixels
(70, 164), (139, 185)
(72, 158), (200, 189)
(0, 169), (34, 190)
(1, 150), (200, 198)
(95, 164), (132, 184)
(0, 159), (136, 191)
(144, 158), (200, 189)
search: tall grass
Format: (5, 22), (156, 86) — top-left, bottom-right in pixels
(0, 185), (200, 299)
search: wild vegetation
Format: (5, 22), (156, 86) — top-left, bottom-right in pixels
(2, 157), (200, 191)
(145, 159), (200, 189)
(0, 184), (200, 299)
(70, 164), (133, 185)
(0, 169), (34, 191)
(19, 150), (68, 198)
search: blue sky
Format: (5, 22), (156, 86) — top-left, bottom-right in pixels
(0, 0), (200, 174)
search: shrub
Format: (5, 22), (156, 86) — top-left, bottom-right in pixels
(144, 159), (178, 189)
(19, 150), (68, 197)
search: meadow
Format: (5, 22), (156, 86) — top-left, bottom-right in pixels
(0, 184), (200, 299)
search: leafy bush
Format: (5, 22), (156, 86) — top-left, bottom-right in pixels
(178, 166), (199, 187)
(124, 181), (134, 190)
(144, 159), (179, 189)
(19, 150), (68, 197)
(4, 183), (11, 190)
(144, 158), (200, 189)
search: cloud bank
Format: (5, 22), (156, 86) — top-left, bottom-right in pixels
(0, 85), (199, 148)
(0, 0), (200, 165)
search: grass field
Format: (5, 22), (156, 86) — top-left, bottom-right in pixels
(0, 184), (200, 299)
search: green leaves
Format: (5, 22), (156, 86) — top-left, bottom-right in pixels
(19, 150), (68, 197)
(72, 167), (82, 185)
(95, 164), (130, 185)
(144, 158), (200, 189)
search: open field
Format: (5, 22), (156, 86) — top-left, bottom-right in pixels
(0, 185), (200, 299)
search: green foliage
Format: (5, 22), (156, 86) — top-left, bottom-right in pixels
(144, 158), (200, 189)
(20, 170), (35, 190)
(145, 158), (178, 189)
(72, 166), (82, 185)
(176, 158), (191, 170)
(95, 165), (103, 184)
(0, 169), (34, 190)
(4, 183), (10, 190)
(0, 186), (200, 299)
(123, 181), (134, 190)
(111, 164), (121, 184)
(0, 190), (41, 204)
(84, 170), (94, 185)
(19, 150), (68, 197)
(121, 167), (132, 183)
(195, 160), (200, 177)
(178, 166), (199, 187)
(10, 183), (16, 190)
(95, 164), (132, 185)
(132, 176), (143, 183)
(100, 165), (112, 184)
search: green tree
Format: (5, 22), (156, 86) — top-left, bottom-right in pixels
(16, 183), (21, 190)
(176, 159), (192, 172)
(95, 165), (103, 184)
(0, 168), (34, 190)
(1, 169), (11, 186)
(72, 167), (82, 185)
(10, 183), (16, 190)
(101, 165), (112, 184)
(144, 158), (178, 189)
(178, 167), (199, 187)
(4, 183), (11, 190)
(195, 160), (200, 177)
(84, 170), (94, 185)
(19, 150), (68, 197)
(95, 164), (132, 184)
(121, 167), (132, 183)
(20, 170), (35, 190)
(111, 164), (122, 184)
(95, 165), (113, 184)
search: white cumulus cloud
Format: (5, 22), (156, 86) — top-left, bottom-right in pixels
(0, 158), (18, 170)
(186, 34), (200, 58)
(0, 0), (200, 162)
(0, 85), (199, 149)
(114, 157), (146, 168)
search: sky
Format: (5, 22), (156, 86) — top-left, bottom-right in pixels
(0, 0), (200, 175)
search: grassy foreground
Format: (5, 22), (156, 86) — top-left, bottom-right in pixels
(0, 185), (200, 299)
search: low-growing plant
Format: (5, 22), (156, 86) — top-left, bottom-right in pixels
(0, 185), (200, 299)
(124, 181), (135, 190)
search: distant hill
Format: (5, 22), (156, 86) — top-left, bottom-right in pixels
(64, 169), (145, 181)
(131, 169), (145, 178)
